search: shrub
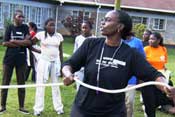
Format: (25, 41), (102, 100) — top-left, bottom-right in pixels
(61, 13), (94, 36)
(4, 18), (12, 29)
(132, 23), (146, 39)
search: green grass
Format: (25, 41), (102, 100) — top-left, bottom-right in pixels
(0, 38), (175, 117)
(63, 37), (74, 55)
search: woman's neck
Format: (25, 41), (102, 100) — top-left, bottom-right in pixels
(151, 45), (160, 48)
(14, 22), (21, 27)
(48, 32), (55, 36)
(82, 33), (92, 38)
(105, 35), (121, 46)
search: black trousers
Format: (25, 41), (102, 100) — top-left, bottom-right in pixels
(141, 86), (174, 117)
(70, 103), (126, 117)
(1, 64), (27, 108)
(25, 66), (36, 82)
(25, 51), (36, 82)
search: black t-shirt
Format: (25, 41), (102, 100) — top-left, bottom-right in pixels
(63, 38), (163, 115)
(3, 24), (29, 66)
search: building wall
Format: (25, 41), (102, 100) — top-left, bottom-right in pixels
(124, 10), (175, 44)
(57, 4), (98, 36)
(164, 16), (175, 44)
(0, 0), (56, 37)
(56, 4), (175, 44)
(0, 0), (175, 44)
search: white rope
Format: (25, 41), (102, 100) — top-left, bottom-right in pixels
(74, 77), (171, 94)
(0, 78), (171, 94)
(0, 83), (64, 89)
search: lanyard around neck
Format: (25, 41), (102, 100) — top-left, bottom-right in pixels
(96, 39), (123, 94)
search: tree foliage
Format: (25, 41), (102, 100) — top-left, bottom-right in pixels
(132, 23), (146, 39)
(61, 12), (94, 36)
(4, 18), (12, 29)
(0, 18), (12, 39)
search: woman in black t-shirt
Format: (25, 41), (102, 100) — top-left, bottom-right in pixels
(0, 10), (31, 114)
(62, 10), (175, 117)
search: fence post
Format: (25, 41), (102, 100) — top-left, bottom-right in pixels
(115, 0), (121, 10)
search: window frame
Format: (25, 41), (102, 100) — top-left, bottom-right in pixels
(23, 5), (30, 23)
(152, 18), (166, 31)
(72, 10), (79, 19)
(131, 16), (148, 26)
(0, 3), (3, 28)
(83, 11), (91, 20)
(3, 3), (55, 29)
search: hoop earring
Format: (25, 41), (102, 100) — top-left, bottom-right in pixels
(117, 29), (120, 33)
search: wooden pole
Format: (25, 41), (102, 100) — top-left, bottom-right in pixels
(115, 0), (121, 10)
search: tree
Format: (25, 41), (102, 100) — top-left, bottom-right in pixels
(61, 13), (94, 36)
(132, 23), (146, 39)
(0, 18), (12, 40)
(4, 18), (12, 29)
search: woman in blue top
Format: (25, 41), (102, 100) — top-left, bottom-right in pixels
(124, 32), (145, 117)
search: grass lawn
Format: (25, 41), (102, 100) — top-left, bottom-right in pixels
(0, 38), (175, 117)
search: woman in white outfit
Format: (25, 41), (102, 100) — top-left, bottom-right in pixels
(33, 18), (64, 116)
(73, 21), (94, 91)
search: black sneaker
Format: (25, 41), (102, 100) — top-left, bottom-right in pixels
(18, 108), (30, 114)
(0, 107), (6, 114)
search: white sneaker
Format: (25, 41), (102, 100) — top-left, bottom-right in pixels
(34, 111), (41, 116)
(142, 105), (148, 117)
(57, 110), (64, 115)
(142, 105), (145, 111)
(140, 94), (143, 103)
